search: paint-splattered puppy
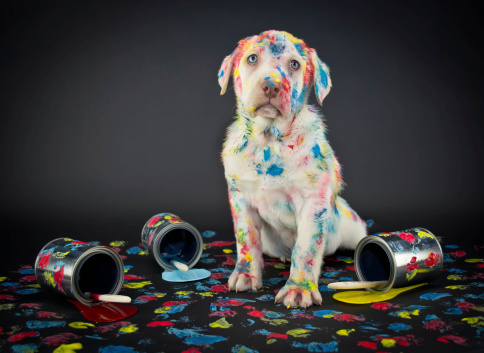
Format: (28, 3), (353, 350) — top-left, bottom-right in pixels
(218, 30), (367, 308)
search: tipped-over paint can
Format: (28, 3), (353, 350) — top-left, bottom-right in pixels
(354, 228), (443, 293)
(35, 238), (125, 305)
(141, 213), (203, 271)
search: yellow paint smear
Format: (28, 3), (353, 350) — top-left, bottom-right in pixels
(223, 249), (233, 254)
(53, 343), (83, 353)
(69, 322), (95, 329)
(123, 281), (152, 289)
(286, 328), (312, 337)
(381, 338), (396, 348)
(110, 240), (126, 247)
(445, 285), (469, 290)
(209, 317), (232, 328)
(176, 291), (193, 296)
(465, 258), (484, 263)
(336, 329), (355, 336)
(119, 324), (138, 333)
(260, 318), (288, 326)
(333, 283), (427, 304)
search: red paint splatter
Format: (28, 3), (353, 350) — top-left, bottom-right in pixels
(214, 255), (237, 267)
(455, 302), (475, 311)
(425, 253), (438, 267)
(20, 276), (36, 282)
(124, 274), (143, 280)
(8, 331), (39, 342)
(437, 335), (467, 344)
(278, 271), (290, 277)
(406, 256), (419, 272)
(42, 333), (81, 346)
(207, 241), (236, 247)
(163, 301), (187, 307)
(247, 310), (265, 317)
(424, 320), (451, 332)
(209, 310), (238, 317)
(0, 295), (15, 300)
(147, 216), (163, 227)
(267, 333), (288, 340)
(135, 295), (158, 303)
(181, 348), (202, 353)
(371, 302), (398, 310)
(347, 266), (355, 271)
(244, 305), (255, 310)
(53, 265), (65, 290)
(292, 312), (314, 319)
(71, 241), (92, 245)
(477, 264), (484, 268)
(20, 303), (42, 309)
(333, 314), (365, 322)
(210, 273), (225, 279)
(375, 334), (422, 347)
(213, 299), (244, 307)
(450, 251), (466, 257)
(37, 311), (63, 318)
(147, 321), (174, 327)
(398, 232), (415, 244)
(93, 321), (132, 333)
(209, 284), (229, 293)
(357, 341), (377, 349)
(38, 252), (51, 270)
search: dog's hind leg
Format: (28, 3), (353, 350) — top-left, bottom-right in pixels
(227, 190), (264, 292)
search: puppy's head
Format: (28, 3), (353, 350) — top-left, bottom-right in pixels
(218, 30), (332, 119)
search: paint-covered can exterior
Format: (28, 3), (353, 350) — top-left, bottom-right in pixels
(141, 213), (204, 271)
(355, 228), (443, 293)
(35, 238), (125, 305)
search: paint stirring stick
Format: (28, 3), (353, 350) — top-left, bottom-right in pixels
(171, 259), (189, 272)
(86, 293), (132, 303)
(327, 281), (387, 290)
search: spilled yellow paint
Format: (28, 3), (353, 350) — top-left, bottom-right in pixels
(53, 343), (83, 353)
(0, 277), (6, 282)
(209, 317), (232, 328)
(69, 321), (95, 329)
(286, 328), (311, 337)
(119, 324), (138, 333)
(123, 281), (152, 289)
(336, 329), (355, 336)
(110, 240), (126, 247)
(465, 258), (483, 263)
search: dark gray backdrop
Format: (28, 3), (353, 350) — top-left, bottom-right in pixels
(1, 0), (483, 269)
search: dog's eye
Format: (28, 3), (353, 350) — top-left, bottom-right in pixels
(247, 54), (258, 65)
(290, 60), (300, 70)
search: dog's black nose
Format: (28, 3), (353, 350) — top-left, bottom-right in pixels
(262, 79), (281, 98)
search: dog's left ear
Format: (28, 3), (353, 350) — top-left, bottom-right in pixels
(310, 50), (332, 105)
(218, 47), (240, 95)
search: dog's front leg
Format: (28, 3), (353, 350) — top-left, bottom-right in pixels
(227, 190), (263, 292)
(275, 197), (333, 308)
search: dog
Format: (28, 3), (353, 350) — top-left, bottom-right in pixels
(218, 30), (367, 308)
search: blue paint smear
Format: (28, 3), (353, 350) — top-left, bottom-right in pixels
(445, 245), (459, 249)
(242, 319), (255, 327)
(16, 289), (40, 295)
(264, 147), (271, 161)
(312, 144), (323, 159)
(319, 285), (336, 292)
(26, 320), (66, 329)
(317, 61), (329, 89)
(313, 310), (342, 318)
(253, 329), (273, 335)
(19, 269), (35, 274)
(419, 293), (453, 301)
(167, 327), (227, 345)
(126, 247), (143, 254)
(99, 346), (139, 353)
(202, 230), (216, 238)
(360, 326), (380, 331)
(11, 344), (40, 353)
(255, 294), (274, 301)
(1, 282), (19, 287)
(448, 268), (466, 273)
(266, 164), (284, 176)
(292, 341), (338, 352)
(200, 258), (216, 264)
(424, 314), (440, 321)
(444, 307), (463, 315)
(388, 323), (412, 332)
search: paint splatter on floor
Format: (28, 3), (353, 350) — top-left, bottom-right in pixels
(0, 235), (482, 352)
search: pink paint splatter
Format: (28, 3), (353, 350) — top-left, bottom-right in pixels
(8, 331), (39, 342)
(207, 241), (236, 247)
(209, 310), (238, 317)
(437, 335), (467, 344)
(247, 310), (265, 317)
(357, 341), (377, 349)
(267, 333), (288, 340)
(41, 333), (81, 346)
(209, 284), (229, 293)
(333, 314), (365, 322)
(147, 321), (174, 327)
(38, 252), (51, 270)
(371, 302), (398, 310)
(163, 301), (187, 307)
(455, 302), (475, 311)
(424, 320), (451, 332)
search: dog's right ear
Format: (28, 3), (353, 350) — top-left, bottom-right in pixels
(218, 50), (237, 95)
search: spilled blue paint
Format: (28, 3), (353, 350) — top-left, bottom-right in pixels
(419, 293), (453, 301)
(167, 327), (228, 345)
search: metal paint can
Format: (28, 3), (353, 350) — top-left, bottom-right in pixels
(141, 212), (203, 271)
(35, 238), (125, 305)
(354, 228), (443, 293)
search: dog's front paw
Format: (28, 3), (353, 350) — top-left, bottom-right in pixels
(274, 276), (322, 309)
(228, 269), (262, 292)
